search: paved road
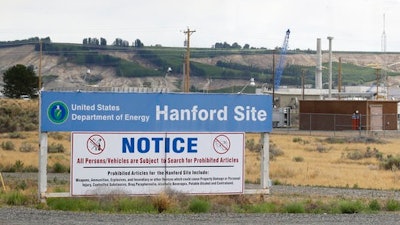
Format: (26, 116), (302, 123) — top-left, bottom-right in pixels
(1, 207), (400, 225)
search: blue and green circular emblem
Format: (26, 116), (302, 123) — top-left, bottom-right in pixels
(47, 101), (69, 124)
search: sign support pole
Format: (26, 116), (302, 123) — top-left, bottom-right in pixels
(38, 132), (48, 202)
(38, 92), (48, 201)
(261, 132), (271, 192)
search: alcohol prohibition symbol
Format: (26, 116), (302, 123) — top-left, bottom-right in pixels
(87, 134), (105, 155)
(213, 134), (231, 154)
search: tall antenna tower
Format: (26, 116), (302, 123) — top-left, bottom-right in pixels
(381, 13), (387, 99)
(381, 14), (386, 52)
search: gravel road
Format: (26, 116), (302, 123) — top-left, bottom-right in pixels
(0, 207), (400, 225)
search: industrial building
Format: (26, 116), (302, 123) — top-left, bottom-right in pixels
(257, 37), (399, 131)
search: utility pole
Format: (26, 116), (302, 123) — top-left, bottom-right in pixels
(39, 40), (42, 90)
(183, 27), (196, 92)
(272, 50), (275, 107)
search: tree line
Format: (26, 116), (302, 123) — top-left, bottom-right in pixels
(213, 42), (252, 49)
(0, 37), (51, 48)
(82, 37), (144, 48)
(0, 37), (263, 50)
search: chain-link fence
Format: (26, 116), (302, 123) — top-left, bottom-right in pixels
(274, 111), (400, 137)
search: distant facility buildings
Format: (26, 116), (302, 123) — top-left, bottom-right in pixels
(258, 37), (400, 132)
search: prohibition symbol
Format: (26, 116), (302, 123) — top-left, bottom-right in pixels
(213, 134), (230, 154)
(87, 134), (105, 155)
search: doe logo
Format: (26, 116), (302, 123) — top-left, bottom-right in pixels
(47, 101), (69, 124)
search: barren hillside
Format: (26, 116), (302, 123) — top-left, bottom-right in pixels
(1, 45), (400, 91)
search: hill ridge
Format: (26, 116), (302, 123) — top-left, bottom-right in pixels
(1, 44), (400, 91)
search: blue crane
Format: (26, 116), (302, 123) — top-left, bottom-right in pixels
(274, 29), (290, 90)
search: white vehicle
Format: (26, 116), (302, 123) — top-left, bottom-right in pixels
(20, 95), (30, 100)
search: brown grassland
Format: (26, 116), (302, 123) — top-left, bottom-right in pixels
(1, 131), (400, 191)
(246, 133), (400, 190)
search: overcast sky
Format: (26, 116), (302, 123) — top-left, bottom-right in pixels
(1, 0), (399, 52)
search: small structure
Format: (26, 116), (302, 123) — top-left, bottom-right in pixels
(299, 100), (398, 131)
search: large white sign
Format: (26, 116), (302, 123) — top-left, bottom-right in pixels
(71, 132), (244, 196)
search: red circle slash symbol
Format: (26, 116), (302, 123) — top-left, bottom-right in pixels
(213, 134), (231, 154)
(87, 134), (105, 155)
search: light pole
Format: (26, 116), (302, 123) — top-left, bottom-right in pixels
(238, 78), (256, 94)
(327, 36), (333, 99)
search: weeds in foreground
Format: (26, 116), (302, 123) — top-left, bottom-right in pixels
(3, 191), (399, 215)
(188, 198), (211, 213)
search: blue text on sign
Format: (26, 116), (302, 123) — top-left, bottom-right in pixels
(122, 137), (198, 153)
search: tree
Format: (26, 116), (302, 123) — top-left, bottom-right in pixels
(2, 64), (38, 98)
(83, 37), (102, 46)
(100, 37), (107, 46)
(231, 42), (241, 49)
(134, 39), (144, 47)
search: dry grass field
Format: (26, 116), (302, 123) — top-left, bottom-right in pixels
(246, 133), (400, 190)
(1, 131), (400, 191)
(0, 132), (70, 170)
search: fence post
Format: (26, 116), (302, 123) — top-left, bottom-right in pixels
(333, 114), (336, 136)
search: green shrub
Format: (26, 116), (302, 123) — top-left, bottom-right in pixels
(292, 137), (303, 143)
(293, 156), (304, 162)
(19, 142), (35, 152)
(23, 165), (38, 172)
(270, 143), (284, 160)
(380, 155), (400, 170)
(51, 162), (69, 173)
(284, 202), (305, 213)
(1, 141), (15, 150)
(350, 136), (386, 144)
(316, 144), (329, 153)
(346, 147), (383, 161)
(116, 198), (155, 213)
(48, 143), (66, 153)
(47, 198), (100, 211)
(246, 139), (262, 152)
(346, 150), (364, 160)
(189, 198), (211, 213)
(304, 200), (331, 214)
(241, 202), (277, 213)
(385, 199), (400, 211)
(48, 132), (65, 140)
(292, 137), (309, 144)
(324, 137), (346, 144)
(368, 199), (381, 211)
(5, 191), (28, 205)
(8, 132), (26, 139)
(338, 200), (364, 214)
(15, 180), (28, 190)
(12, 160), (24, 172)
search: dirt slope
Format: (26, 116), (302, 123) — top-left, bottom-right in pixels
(1, 45), (400, 90)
